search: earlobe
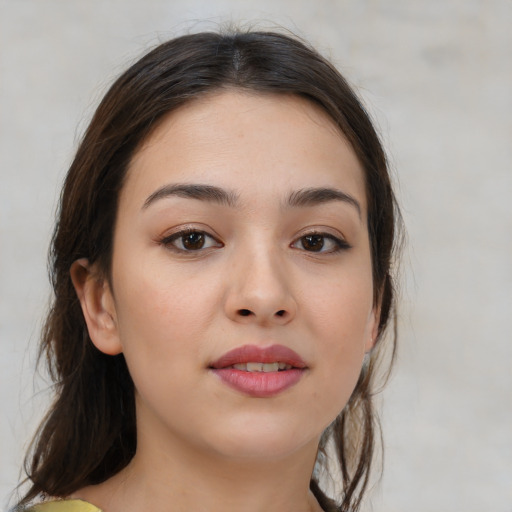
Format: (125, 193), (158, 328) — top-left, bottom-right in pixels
(70, 258), (123, 356)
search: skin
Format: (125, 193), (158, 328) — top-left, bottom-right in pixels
(71, 91), (380, 512)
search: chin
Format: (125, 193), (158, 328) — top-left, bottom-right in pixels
(198, 414), (323, 462)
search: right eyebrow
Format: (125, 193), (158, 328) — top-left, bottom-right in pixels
(142, 183), (239, 210)
(286, 187), (362, 219)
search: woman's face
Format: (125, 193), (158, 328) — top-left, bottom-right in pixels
(92, 91), (378, 461)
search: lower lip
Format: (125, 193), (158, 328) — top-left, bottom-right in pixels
(211, 368), (305, 397)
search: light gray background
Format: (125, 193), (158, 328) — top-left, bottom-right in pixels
(1, 1), (511, 511)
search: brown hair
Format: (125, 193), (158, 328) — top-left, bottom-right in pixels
(19, 29), (401, 512)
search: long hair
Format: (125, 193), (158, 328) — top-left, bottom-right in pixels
(19, 30), (401, 512)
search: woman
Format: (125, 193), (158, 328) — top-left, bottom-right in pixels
(16, 29), (400, 512)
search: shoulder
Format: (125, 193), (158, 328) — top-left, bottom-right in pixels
(24, 499), (102, 512)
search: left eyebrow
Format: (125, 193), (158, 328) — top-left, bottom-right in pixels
(286, 187), (362, 219)
(142, 183), (239, 210)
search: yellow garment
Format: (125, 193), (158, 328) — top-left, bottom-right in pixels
(28, 500), (102, 512)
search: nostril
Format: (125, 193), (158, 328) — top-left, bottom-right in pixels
(276, 310), (286, 317)
(238, 309), (252, 316)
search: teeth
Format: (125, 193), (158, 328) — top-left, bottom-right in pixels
(232, 362), (292, 372)
(248, 362), (267, 372)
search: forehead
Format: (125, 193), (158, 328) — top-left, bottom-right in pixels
(122, 90), (367, 212)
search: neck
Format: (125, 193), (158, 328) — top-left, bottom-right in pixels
(74, 425), (324, 512)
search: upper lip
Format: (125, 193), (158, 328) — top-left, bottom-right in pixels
(210, 344), (307, 369)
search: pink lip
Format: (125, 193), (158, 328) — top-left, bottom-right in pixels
(209, 344), (307, 398)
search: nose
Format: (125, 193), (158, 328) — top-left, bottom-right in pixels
(224, 245), (297, 326)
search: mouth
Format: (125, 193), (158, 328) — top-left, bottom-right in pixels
(209, 344), (307, 397)
(230, 362), (294, 372)
(210, 344), (307, 370)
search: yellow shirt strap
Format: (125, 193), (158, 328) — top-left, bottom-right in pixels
(28, 499), (102, 512)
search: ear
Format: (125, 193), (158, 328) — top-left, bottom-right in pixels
(364, 303), (382, 353)
(70, 258), (123, 355)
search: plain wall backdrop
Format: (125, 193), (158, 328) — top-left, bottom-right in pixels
(1, 1), (511, 511)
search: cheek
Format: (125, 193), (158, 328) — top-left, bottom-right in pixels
(302, 269), (374, 417)
(111, 257), (222, 379)
(111, 269), (215, 427)
(307, 264), (375, 344)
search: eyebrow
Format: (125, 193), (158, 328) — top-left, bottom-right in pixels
(286, 187), (362, 218)
(142, 183), (361, 218)
(142, 183), (239, 209)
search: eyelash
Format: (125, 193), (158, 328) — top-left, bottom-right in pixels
(159, 229), (351, 254)
(160, 228), (223, 253)
(291, 231), (351, 254)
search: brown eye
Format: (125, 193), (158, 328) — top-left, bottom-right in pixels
(182, 232), (206, 250)
(162, 230), (222, 252)
(301, 234), (324, 252)
(292, 232), (350, 254)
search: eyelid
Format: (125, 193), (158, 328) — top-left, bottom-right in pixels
(290, 229), (351, 253)
(159, 226), (223, 253)
(158, 223), (221, 241)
